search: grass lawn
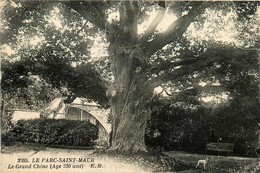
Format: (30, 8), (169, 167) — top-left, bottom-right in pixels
(165, 151), (259, 173)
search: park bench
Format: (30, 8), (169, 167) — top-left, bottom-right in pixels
(206, 143), (234, 155)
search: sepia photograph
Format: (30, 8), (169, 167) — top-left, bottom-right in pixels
(1, 0), (259, 172)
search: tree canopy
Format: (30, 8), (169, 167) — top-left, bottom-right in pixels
(1, 0), (259, 152)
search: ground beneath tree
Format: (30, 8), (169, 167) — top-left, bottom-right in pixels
(1, 143), (259, 173)
(164, 151), (259, 173)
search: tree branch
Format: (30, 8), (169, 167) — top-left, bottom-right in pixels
(63, 2), (114, 35)
(118, 1), (139, 41)
(140, 6), (166, 42)
(172, 88), (197, 98)
(142, 2), (211, 57)
(148, 48), (252, 88)
(194, 85), (226, 94)
(76, 20), (88, 35)
(149, 58), (199, 75)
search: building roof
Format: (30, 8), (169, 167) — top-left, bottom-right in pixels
(72, 98), (99, 106)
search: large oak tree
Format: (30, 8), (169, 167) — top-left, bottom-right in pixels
(1, 1), (259, 152)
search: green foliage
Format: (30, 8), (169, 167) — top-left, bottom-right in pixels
(1, 50), (108, 109)
(2, 119), (98, 146)
(1, 110), (14, 134)
(212, 102), (258, 157)
(146, 43), (259, 156)
(1, 1), (258, 110)
(1, 0), (108, 108)
(146, 100), (258, 156)
(147, 45), (259, 154)
(146, 104), (208, 151)
(234, 1), (259, 20)
(1, 60), (61, 110)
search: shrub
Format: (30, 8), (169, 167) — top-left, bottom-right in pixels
(145, 105), (210, 152)
(1, 110), (14, 134)
(145, 102), (258, 156)
(2, 119), (98, 147)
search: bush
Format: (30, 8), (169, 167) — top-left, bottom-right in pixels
(1, 110), (14, 134)
(2, 119), (98, 147)
(145, 105), (210, 152)
(145, 102), (259, 156)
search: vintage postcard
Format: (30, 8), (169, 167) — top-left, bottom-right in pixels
(1, 0), (259, 173)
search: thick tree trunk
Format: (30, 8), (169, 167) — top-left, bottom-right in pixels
(109, 102), (149, 152)
(107, 44), (152, 152)
(105, 2), (153, 152)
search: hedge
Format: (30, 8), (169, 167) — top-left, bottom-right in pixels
(145, 104), (259, 157)
(2, 119), (98, 147)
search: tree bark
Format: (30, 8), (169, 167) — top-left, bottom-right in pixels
(109, 102), (150, 152)
(107, 43), (152, 152)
